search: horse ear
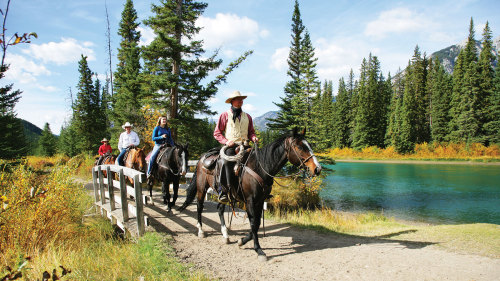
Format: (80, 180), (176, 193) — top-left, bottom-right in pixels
(302, 127), (306, 136)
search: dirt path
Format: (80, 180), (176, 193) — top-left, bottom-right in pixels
(142, 191), (500, 281)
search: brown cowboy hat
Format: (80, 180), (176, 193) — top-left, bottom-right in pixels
(101, 138), (109, 143)
(225, 90), (247, 104)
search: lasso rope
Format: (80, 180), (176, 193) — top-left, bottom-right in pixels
(219, 144), (245, 162)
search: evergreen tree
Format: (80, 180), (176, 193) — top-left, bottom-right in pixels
(113, 0), (143, 140)
(268, 0), (319, 132)
(39, 123), (57, 156)
(73, 55), (107, 153)
(428, 58), (452, 142)
(478, 22), (496, 145)
(448, 18), (481, 143)
(0, 64), (27, 159)
(58, 121), (79, 157)
(332, 78), (351, 147)
(142, 0), (251, 141)
(347, 69), (356, 146)
(385, 69), (405, 147)
(484, 53), (500, 144)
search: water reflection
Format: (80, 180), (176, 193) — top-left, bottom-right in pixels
(321, 162), (500, 224)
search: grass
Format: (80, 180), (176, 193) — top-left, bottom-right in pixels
(267, 207), (500, 258)
(1, 156), (209, 281)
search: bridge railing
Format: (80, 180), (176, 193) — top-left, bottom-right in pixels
(92, 165), (147, 237)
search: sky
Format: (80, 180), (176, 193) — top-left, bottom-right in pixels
(4, 0), (500, 134)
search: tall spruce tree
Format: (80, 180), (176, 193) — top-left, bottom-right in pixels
(39, 123), (57, 156)
(113, 0), (142, 141)
(142, 0), (251, 141)
(332, 78), (351, 147)
(478, 22), (496, 145)
(73, 55), (107, 153)
(484, 53), (500, 144)
(385, 69), (405, 147)
(268, 0), (319, 132)
(448, 18), (481, 143)
(428, 58), (452, 142)
(58, 120), (79, 157)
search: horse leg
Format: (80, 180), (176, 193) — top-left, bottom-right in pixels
(162, 180), (172, 211)
(217, 203), (229, 244)
(196, 196), (206, 238)
(148, 182), (154, 206)
(169, 176), (179, 210)
(238, 199), (267, 261)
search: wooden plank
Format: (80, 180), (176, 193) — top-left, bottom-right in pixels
(92, 169), (99, 202)
(98, 166), (106, 204)
(107, 166), (115, 211)
(118, 169), (129, 221)
(94, 164), (146, 183)
(134, 174), (145, 236)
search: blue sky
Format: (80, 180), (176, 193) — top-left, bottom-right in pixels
(4, 0), (500, 134)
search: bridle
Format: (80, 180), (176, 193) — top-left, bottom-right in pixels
(158, 146), (186, 176)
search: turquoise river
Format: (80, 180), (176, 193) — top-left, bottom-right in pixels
(321, 161), (500, 224)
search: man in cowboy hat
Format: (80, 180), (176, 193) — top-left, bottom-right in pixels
(213, 90), (258, 202)
(117, 122), (140, 166)
(96, 138), (113, 165)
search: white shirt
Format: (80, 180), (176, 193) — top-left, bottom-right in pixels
(118, 130), (140, 152)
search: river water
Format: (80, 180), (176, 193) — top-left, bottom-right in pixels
(321, 161), (500, 224)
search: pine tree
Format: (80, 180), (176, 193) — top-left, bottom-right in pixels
(113, 0), (142, 139)
(385, 69), (405, 147)
(0, 64), (27, 159)
(142, 0), (251, 141)
(73, 55), (107, 153)
(484, 53), (500, 144)
(428, 58), (452, 142)
(332, 78), (351, 147)
(478, 22), (496, 145)
(39, 123), (57, 156)
(58, 121), (79, 157)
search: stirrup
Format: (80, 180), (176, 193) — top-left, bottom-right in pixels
(218, 192), (229, 203)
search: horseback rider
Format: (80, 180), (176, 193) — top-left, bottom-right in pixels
(147, 116), (175, 180)
(213, 90), (258, 203)
(117, 122), (140, 166)
(96, 138), (112, 165)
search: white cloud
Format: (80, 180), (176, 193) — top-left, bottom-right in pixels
(196, 13), (268, 49)
(38, 85), (58, 92)
(270, 47), (289, 71)
(364, 8), (432, 39)
(242, 103), (256, 113)
(138, 26), (155, 47)
(22, 37), (95, 65)
(4, 54), (51, 84)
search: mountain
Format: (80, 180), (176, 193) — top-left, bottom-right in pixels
(22, 119), (43, 153)
(431, 35), (500, 73)
(253, 111), (278, 130)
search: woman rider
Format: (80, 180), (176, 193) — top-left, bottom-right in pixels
(147, 116), (175, 180)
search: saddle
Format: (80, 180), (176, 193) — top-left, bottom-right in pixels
(201, 147), (220, 170)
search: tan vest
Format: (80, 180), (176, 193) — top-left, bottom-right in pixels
(225, 110), (249, 143)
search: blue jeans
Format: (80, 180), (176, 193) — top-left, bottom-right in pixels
(147, 144), (162, 176)
(117, 148), (127, 166)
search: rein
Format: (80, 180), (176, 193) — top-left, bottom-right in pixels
(158, 147), (183, 176)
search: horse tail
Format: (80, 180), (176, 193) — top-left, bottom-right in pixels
(178, 168), (198, 212)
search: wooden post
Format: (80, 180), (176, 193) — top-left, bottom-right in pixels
(119, 169), (129, 221)
(98, 166), (106, 205)
(134, 174), (145, 236)
(107, 166), (115, 211)
(92, 168), (99, 202)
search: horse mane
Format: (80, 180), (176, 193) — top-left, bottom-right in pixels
(254, 131), (303, 173)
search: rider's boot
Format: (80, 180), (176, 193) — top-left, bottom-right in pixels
(217, 185), (229, 203)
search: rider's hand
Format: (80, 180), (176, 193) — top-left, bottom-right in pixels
(252, 137), (259, 143)
(226, 140), (235, 147)
(162, 134), (167, 138)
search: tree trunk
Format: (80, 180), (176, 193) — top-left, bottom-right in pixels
(169, 0), (182, 141)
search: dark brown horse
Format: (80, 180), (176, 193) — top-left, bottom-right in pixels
(94, 153), (116, 177)
(147, 144), (189, 212)
(179, 128), (322, 261)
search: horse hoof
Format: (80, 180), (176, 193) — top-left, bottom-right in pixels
(198, 232), (206, 238)
(222, 237), (230, 244)
(237, 238), (243, 247)
(258, 255), (268, 262)
(166, 206), (172, 213)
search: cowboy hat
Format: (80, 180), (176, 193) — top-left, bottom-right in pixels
(101, 138), (109, 143)
(225, 90), (247, 104)
(122, 122), (133, 129)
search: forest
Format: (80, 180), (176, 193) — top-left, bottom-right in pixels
(1, 0), (499, 160)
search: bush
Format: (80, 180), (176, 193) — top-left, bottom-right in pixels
(270, 176), (323, 211)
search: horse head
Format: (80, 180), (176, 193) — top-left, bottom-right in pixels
(174, 143), (189, 176)
(131, 147), (147, 173)
(285, 128), (322, 177)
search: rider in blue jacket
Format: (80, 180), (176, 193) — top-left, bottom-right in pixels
(147, 116), (175, 179)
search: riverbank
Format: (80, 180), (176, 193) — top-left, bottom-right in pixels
(334, 159), (500, 165)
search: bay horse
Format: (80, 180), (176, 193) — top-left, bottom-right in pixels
(179, 128), (322, 261)
(147, 144), (189, 212)
(99, 153), (116, 178)
(122, 147), (147, 183)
